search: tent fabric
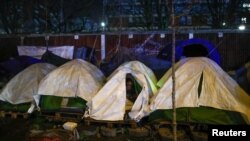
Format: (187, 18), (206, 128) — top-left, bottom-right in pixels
(0, 101), (31, 112)
(229, 61), (250, 94)
(73, 46), (97, 65)
(148, 107), (246, 125)
(39, 95), (86, 112)
(135, 54), (171, 80)
(0, 56), (42, 77)
(18, 46), (74, 59)
(100, 47), (137, 76)
(0, 63), (56, 104)
(108, 61), (158, 95)
(85, 61), (157, 121)
(36, 59), (105, 107)
(157, 39), (221, 65)
(149, 57), (250, 124)
(41, 50), (70, 66)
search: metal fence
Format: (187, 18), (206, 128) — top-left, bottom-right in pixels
(0, 30), (250, 70)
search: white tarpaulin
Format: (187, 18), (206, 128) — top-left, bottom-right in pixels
(85, 61), (157, 121)
(0, 63), (56, 104)
(149, 57), (250, 123)
(17, 46), (74, 59)
(35, 59), (105, 107)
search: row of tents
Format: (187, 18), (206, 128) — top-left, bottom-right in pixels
(0, 57), (249, 125)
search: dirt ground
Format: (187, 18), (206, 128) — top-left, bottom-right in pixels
(0, 117), (153, 141)
(0, 117), (200, 141)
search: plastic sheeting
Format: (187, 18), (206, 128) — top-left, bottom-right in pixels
(100, 47), (136, 76)
(149, 57), (250, 123)
(229, 61), (250, 94)
(35, 59), (105, 107)
(157, 39), (221, 65)
(85, 61), (158, 121)
(0, 56), (42, 76)
(17, 46), (74, 59)
(0, 63), (56, 104)
(41, 50), (70, 66)
(73, 46), (97, 65)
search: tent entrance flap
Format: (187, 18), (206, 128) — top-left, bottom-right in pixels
(126, 74), (142, 103)
(183, 44), (208, 57)
(86, 61), (157, 121)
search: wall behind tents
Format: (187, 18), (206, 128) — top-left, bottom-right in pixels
(0, 31), (249, 71)
(0, 37), (20, 60)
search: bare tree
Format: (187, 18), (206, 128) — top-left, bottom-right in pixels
(0, 0), (101, 34)
(140, 0), (168, 30)
(206, 0), (243, 28)
(0, 0), (24, 34)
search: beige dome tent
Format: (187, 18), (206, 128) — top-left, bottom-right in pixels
(0, 63), (56, 104)
(34, 59), (105, 108)
(85, 61), (158, 121)
(149, 57), (250, 124)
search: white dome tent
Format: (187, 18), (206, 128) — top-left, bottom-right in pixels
(0, 63), (56, 104)
(149, 57), (250, 124)
(85, 61), (158, 121)
(34, 59), (105, 110)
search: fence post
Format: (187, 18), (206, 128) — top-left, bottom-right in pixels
(20, 36), (24, 46)
(101, 34), (106, 60)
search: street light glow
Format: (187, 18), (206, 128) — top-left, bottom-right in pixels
(101, 22), (106, 27)
(238, 25), (246, 30)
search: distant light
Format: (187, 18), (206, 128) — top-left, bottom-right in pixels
(189, 32), (193, 39)
(241, 17), (247, 23)
(160, 33), (165, 38)
(243, 3), (250, 8)
(101, 22), (105, 27)
(128, 33), (133, 39)
(218, 32), (223, 38)
(74, 35), (79, 40)
(45, 35), (49, 41)
(238, 25), (246, 30)
(222, 22), (226, 26)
